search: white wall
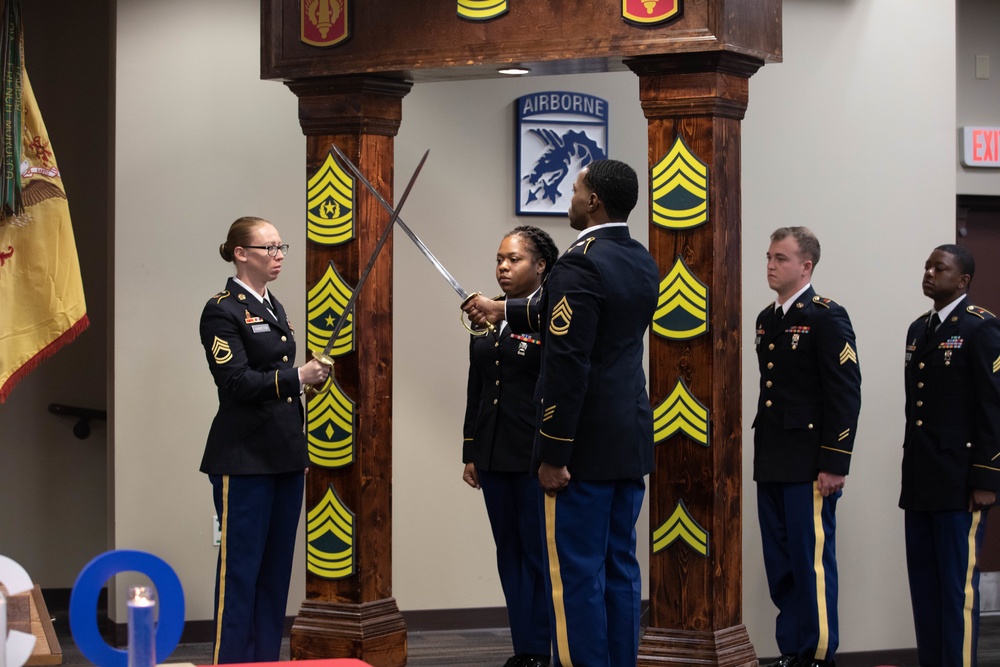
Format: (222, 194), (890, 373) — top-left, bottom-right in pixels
(112, 0), (955, 656)
(742, 0), (955, 655)
(113, 0), (305, 620)
(958, 0), (1000, 195)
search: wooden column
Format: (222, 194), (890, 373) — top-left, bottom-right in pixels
(285, 75), (412, 667)
(627, 52), (763, 667)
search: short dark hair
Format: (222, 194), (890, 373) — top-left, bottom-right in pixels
(582, 159), (639, 222)
(770, 226), (821, 267)
(507, 225), (559, 277)
(936, 243), (976, 282)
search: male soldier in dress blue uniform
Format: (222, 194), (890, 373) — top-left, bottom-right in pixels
(901, 244), (1000, 667)
(753, 227), (861, 667)
(463, 159), (659, 667)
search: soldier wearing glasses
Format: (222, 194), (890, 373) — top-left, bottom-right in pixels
(199, 216), (329, 664)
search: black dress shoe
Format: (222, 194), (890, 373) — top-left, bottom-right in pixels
(519, 658), (550, 667)
(762, 656), (800, 667)
(502, 657), (550, 667)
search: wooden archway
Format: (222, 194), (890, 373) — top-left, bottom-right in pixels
(261, 3), (781, 665)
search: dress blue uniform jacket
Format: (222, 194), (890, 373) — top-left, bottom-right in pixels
(753, 287), (862, 482)
(463, 319), (543, 472)
(199, 277), (308, 475)
(507, 225), (659, 481)
(900, 297), (1000, 511)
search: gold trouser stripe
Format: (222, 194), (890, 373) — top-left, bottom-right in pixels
(545, 494), (573, 667)
(274, 370), (280, 398)
(962, 511), (982, 667)
(213, 475), (230, 664)
(812, 483), (830, 661)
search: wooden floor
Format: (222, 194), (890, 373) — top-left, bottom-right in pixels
(46, 611), (1000, 667)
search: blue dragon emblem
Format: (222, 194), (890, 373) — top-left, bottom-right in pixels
(523, 129), (606, 206)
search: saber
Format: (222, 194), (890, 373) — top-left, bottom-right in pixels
(330, 144), (491, 336)
(306, 148), (429, 395)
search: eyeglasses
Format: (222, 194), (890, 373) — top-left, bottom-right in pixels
(242, 244), (289, 257)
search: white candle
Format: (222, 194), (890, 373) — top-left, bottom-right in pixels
(1, 588), (7, 667)
(127, 586), (156, 667)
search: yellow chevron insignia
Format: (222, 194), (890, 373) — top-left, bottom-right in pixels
(457, 0), (508, 20)
(839, 342), (858, 365)
(653, 256), (708, 340)
(994, 355), (1000, 374)
(653, 377), (709, 446)
(211, 336), (232, 365)
(307, 150), (354, 246)
(838, 428), (850, 442)
(307, 376), (355, 468)
(308, 262), (354, 357)
(652, 499), (709, 557)
(543, 405), (556, 422)
(549, 296), (573, 336)
(651, 136), (708, 230)
(306, 484), (355, 579)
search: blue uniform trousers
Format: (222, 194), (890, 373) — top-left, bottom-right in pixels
(757, 481), (840, 663)
(905, 508), (986, 667)
(210, 471), (304, 664)
(542, 478), (644, 667)
(479, 469), (551, 657)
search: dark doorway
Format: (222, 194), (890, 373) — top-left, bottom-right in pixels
(957, 195), (1000, 620)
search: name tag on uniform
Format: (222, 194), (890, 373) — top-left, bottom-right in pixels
(252, 323), (271, 334)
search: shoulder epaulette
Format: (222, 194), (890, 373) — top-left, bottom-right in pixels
(211, 290), (230, 304)
(967, 304), (995, 320)
(566, 236), (597, 254)
(812, 295), (839, 309)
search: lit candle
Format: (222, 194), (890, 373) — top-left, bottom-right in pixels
(127, 586), (156, 667)
(1, 588), (7, 667)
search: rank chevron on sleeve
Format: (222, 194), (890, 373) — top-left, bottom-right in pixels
(839, 342), (858, 365)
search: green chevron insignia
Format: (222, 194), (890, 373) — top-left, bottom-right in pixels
(457, 0), (508, 20)
(651, 136), (708, 230)
(306, 484), (355, 579)
(307, 150), (354, 246)
(653, 377), (709, 446)
(307, 376), (355, 468)
(652, 499), (709, 557)
(307, 261), (354, 357)
(653, 257), (708, 340)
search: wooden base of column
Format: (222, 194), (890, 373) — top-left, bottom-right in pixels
(290, 597), (407, 667)
(638, 625), (758, 667)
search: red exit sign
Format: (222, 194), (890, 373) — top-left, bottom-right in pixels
(962, 126), (1000, 168)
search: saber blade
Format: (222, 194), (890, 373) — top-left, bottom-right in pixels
(318, 148), (429, 359)
(331, 144), (470, 300)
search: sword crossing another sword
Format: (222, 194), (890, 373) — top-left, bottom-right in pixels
(329, 144), (494, 338)
(305, 148), (429, 396)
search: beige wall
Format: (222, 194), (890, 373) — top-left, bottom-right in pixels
(2, 0), (956, 658)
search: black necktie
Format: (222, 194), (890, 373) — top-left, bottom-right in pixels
(927, 312), (940, 340)
(263, 296), (276, 320)
(773, 305), (783, 331)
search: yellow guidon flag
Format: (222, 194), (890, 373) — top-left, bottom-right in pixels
(0, 1), (88, 402)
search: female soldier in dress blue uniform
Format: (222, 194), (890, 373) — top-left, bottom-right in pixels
(199, 216), (329, 664)
(462, 226), (558, 667)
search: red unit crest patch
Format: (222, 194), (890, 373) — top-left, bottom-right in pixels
(622, 0), (681, 26)
(301, 0), (349, 47)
